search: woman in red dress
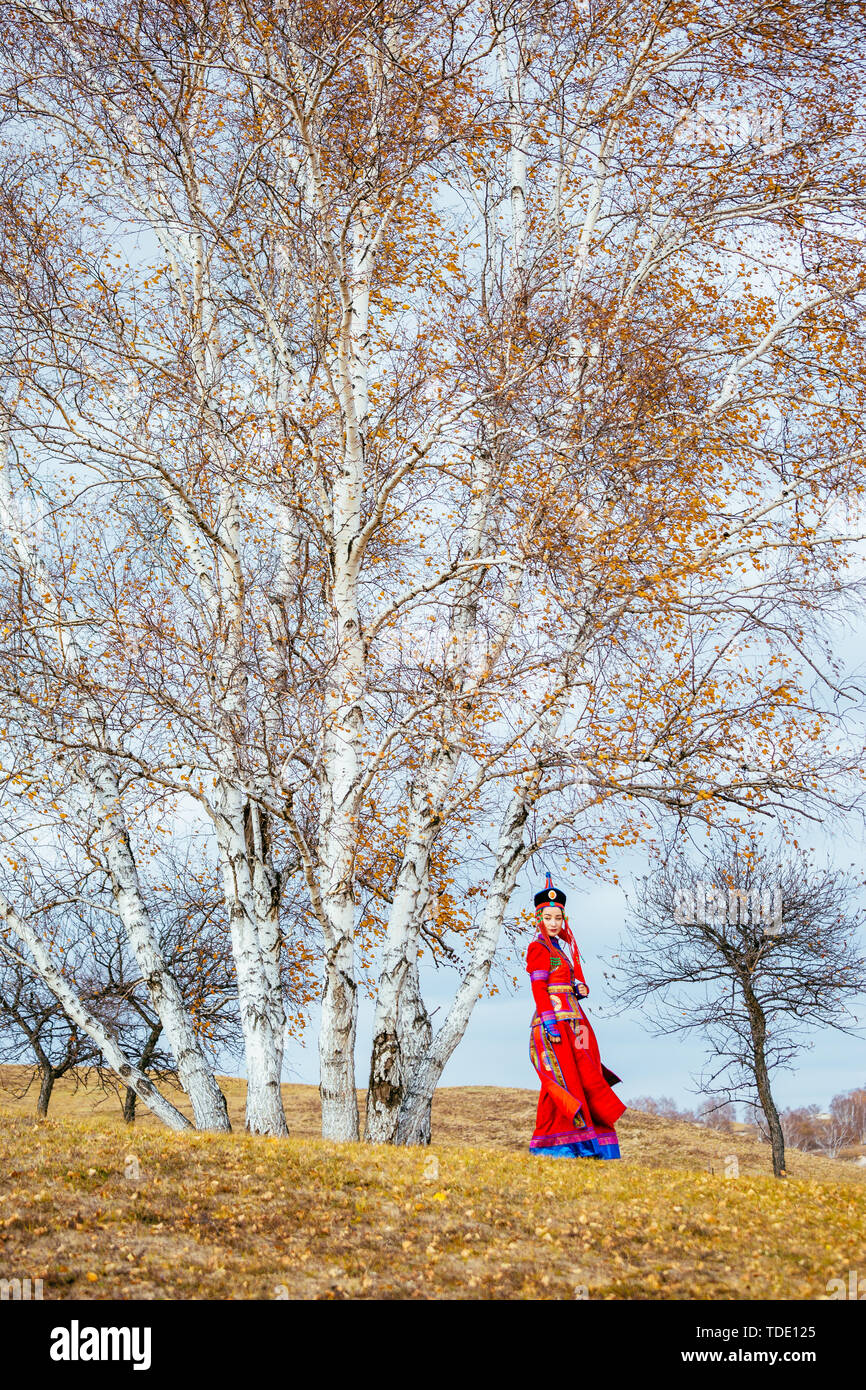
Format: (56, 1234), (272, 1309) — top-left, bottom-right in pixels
(527, 874), (626, 1158)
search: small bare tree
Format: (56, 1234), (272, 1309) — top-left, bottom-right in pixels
(610, 840), (866, 1177)
(0, 949), (101, 1114)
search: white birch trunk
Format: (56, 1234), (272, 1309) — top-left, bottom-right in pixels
(316, 180), (376, 1142)
(248, 803), (287, 1078)
(317, 537), (364, 1140)
(318, 915), (360, 1141)
(206, 478), (289, 1137)
(394, 928), (434, 1145)
(163, 473), (288, 1135)
(364, 811), (436, 1141)
(214, 785), (289, 1136)
(497, 16), (529, 274)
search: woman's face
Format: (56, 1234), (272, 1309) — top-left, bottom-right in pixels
(540, 904), (564, 935)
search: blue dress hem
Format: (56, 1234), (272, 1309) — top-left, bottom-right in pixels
(529, 1139), (620, 1160)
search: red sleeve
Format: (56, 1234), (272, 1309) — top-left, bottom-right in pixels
(526, 940), (557, 1025)
(572, 948), (589, 998)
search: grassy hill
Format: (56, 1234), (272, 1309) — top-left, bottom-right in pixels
(0, 1067), (863, 1299)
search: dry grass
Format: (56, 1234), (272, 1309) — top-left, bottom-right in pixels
(0, 1067), (863, 1300)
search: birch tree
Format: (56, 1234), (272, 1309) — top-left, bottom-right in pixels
(0, 1), (863, 1145)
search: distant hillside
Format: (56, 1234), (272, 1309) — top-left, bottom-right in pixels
(0, 1066), (863, 1186)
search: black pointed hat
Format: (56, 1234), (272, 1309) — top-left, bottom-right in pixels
(534, 871), (566, 908)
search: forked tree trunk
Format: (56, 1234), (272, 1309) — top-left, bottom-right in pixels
(396, 796), (530, 1144)
(364, 813), (436, 1143)
(215, 793), (288, 1137)
(392, 950), (434, 1145)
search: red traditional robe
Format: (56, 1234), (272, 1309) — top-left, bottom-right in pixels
(527, 931), (626, 1158)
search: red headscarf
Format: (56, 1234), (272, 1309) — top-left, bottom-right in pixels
(536, 905), (581, 972)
